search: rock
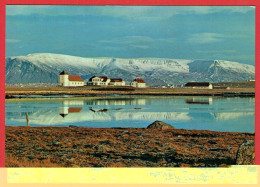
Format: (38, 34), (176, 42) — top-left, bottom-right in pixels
(69, 125), (78, 128)
(208, 140), (217, 144)
(26, 155), (34, 160)
(96, 145), (113, 152)
(78, 149), (84, 153)
(37, 157), (46, 160)
(53, 142), (60, 146)
(99, 140), (113, 145)
(98, 109), (109, 112)
(147, 121), (175, 130)
(236, 140), (255, 165)
(84, 144), (92, 148)
(209, 148), (228, 151)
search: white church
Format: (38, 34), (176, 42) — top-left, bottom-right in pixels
(59, 71), (84, 87)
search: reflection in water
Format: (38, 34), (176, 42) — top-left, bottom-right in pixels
(5, 96), (255, 132)
(186, 97), (213, 105)
(210, 112), (255, 121)
(63, 100), (84, 106)
(18, 111), (191, 125)
(59, 107), (82, 118)
(84, 98), (146, 106)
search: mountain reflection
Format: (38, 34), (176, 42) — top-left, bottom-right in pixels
(5, 96), (255, 132)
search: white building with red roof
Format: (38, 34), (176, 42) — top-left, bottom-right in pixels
(59, 71), (84, 87)
(131, 78), (146, 88)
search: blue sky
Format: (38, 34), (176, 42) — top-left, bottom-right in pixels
(6, 6), (255, 65)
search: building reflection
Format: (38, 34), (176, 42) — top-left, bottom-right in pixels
(63, 100), (84, 106)
(84, 98), (146, 105)
(185, 97), (213, 105)
(59, 107), (82, 118)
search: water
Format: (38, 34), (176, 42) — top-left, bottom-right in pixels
(5, 96), (255, 133)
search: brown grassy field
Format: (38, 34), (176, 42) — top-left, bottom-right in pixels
(6, 126), (254, 167)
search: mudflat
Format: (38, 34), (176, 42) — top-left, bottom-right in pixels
(5, 126), (254, 167)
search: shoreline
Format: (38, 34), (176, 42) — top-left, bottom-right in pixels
(5, 87), (255, 99)
(5, 126), (255, 167)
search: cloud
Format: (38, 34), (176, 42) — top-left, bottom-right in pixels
(6, 39), (20, 43)
(99, 36), (174, 46)
(130, 45), (149, 49)
(6, 5), (254, 20)
(196, 49), (237, 54)
(99, 36), (154, 44)
(187, 33), (224, 44)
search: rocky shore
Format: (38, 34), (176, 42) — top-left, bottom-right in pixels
(5, 124), (254, 167)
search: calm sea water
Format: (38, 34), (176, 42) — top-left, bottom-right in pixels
(5, 96), (255, 132)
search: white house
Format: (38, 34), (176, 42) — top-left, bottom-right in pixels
(87, 76), (111, 86)
(131, 78), (146, 88)
(59, 71), (84, 87)
(109, 78), (126, 86)
(185, 82), (213, 89)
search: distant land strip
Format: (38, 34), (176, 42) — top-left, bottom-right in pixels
(5, 86), (255, 98)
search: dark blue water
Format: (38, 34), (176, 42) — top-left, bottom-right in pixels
(5, 96), (255, 132)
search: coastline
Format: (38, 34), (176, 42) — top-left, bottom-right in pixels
(5, 86), (255, 98)
(5, 126), (254, 167)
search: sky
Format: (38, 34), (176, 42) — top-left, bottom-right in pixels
(6, 6), (255, 65)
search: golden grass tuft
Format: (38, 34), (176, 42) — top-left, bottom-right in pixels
(5, 153), (61, 167)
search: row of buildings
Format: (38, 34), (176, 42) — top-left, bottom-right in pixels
(59, 71), (146, 87)
(59, 71), (219, 89)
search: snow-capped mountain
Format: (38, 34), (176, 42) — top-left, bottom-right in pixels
(5, 53), (255, 86)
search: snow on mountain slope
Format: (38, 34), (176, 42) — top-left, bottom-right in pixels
(5, 53), (255, 86)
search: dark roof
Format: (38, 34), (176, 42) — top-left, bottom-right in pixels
(88, 76), (110, 82)
(99, 76), (110, 82)
(59, 71), (69, 75)
(133, 78), (145, 83)
(99, 76), (109, 79)
(185, 82), (211, 87)
(68, 75), (84, 82)
(88, 76), (96, 82)
(111, 78), (124, 82)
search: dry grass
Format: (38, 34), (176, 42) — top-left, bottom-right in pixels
(6, 153), (61, 167)
(5, 126), (254, 167)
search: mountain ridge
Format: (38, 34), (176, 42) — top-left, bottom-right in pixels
(5, 53), (255, 86)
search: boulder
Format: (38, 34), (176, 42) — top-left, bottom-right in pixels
(236, 140), (255, 165)
(96, 145), (114, 152)
(69, 125), (78, 128)
(147, 121), (175, 130)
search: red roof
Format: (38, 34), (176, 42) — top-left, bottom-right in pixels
(68, 75), (84, 82)
(133, 78), (145, 83)
(68, 107), (82, 113)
